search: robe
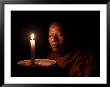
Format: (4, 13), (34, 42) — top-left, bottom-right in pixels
(46, 48), (98, 77)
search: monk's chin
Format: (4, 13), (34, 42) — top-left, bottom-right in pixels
(52, 47), (57, 51)
(52, 48), (61, 53)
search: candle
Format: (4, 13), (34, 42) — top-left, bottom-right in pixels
(30, 33), (35, 66)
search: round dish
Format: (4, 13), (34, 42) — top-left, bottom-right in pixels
(17, 59), (56, 67)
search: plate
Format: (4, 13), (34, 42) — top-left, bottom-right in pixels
(17, 59), (56, 67)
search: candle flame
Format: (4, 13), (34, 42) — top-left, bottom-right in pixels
(31, 34), (34, 40)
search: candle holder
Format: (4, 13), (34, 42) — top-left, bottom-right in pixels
(16, 59), (66, 77)
(17, 59), (56, 67)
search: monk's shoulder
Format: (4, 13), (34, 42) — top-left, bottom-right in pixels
(68, 48), (95, 61)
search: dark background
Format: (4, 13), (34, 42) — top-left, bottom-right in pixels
(11, 11), (100, 77)
(0, 0), (109, 4)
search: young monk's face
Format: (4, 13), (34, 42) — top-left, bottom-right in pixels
(48, 25), (64, 52)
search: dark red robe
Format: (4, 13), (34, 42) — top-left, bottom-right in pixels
(46, 48), (97, 77)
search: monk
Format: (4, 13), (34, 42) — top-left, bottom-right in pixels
(46, 22), (98, 77)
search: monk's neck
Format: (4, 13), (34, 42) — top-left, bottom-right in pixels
(53, 49), (67, 57)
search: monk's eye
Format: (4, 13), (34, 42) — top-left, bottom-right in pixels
(58, 33), (63, 36)
(49, 35), (53, 38)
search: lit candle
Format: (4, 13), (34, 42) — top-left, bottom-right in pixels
(30, 33), (35, 66)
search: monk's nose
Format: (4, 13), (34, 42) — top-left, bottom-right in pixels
(51, 35), (58, 42)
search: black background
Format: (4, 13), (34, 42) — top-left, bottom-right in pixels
(0, 0), (109, 4)
(11, 11), (100, 77)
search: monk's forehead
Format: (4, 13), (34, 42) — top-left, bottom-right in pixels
(49, 25), (62, 32)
